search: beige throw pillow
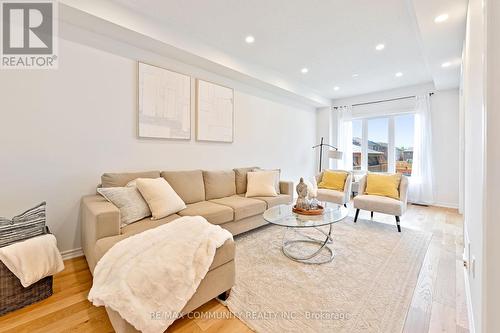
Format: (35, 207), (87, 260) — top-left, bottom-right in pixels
(135, 178), (186, 220)
(246, 171), (278, 197)
(252, 168), (280, 194)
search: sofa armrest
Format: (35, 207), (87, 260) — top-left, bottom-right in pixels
(81, 195), (121, 246)
(280, 180), (294, 198)
(399, 176), (409, 212)
(358, 175), (367, 195)
(343, 174), (353, 203)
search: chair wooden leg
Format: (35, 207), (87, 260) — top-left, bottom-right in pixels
(354, 209), (360, 222)
(370, 211), (374, 218)
(395, 216), (401, 232)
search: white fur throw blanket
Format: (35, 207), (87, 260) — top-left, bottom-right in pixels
(88, 216), (233, 333)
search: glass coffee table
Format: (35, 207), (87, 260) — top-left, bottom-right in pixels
(263, 204), (348, 264)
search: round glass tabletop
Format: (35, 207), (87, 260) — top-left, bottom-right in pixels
(263, 204), (348, 228)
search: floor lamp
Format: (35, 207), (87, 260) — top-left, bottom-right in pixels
(313, 137), (343, 173)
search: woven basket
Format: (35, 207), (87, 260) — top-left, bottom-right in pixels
(0, 263), (53, 316)
(0, 225), (53, 316)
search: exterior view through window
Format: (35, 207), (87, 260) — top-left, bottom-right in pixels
(394, 114), (414, 176)
(352, 114), (414, 175)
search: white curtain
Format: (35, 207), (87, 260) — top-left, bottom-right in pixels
(408, 94), (434, 204)
(336, 106), (353, 170)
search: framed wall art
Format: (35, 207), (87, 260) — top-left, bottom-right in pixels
(196, 79), (234, 143)
(138, 62), (191, 140)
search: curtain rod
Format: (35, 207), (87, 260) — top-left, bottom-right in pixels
(333, 92), (434, 109)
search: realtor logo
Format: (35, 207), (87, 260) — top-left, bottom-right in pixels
(1, 0), (58, 69)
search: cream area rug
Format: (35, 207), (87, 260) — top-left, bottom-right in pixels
(225, 218), (432, 333)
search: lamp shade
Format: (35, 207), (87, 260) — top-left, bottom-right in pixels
(328, 150), (343, 160)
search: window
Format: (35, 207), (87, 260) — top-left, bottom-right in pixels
(352, 120), (362, 170)
(351, 114), (415, 174)
(367, 118), (388, 172)
(394, 114), (414, 176)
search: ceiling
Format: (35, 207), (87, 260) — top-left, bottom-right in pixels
(61, 0), (468, 103)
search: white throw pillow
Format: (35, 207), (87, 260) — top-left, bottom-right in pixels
(135, 178), (186, 220)
(97, 185), (151, 226)
(246, 171), (278, 197)
(0, 234), (64, 288)
(252, 168), (280, 194)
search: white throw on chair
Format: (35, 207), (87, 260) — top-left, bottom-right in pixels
(353, 175), (409, 232)
(315, 170), (352, 207)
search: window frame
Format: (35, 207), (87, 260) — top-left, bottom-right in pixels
(354, 113), (413, 174)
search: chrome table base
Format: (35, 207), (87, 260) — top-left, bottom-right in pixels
(281, 224), (334, 264)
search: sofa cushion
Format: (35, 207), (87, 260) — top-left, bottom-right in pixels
(101, 171), (160, 188)
(161, 170), (205, 204)
(251, 194), (292, 208)
(121, 214), (181, 237)
(317, 188), (346, 205)
(203, 170), (236, 200)
(178, 201), (233, 225)
(353, 195), (404, 216)
(210, 195), (266, 221)
(233, 167), (259, 194)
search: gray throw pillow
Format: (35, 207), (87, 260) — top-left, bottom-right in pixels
(97, 186), (151, 226)
(0, 202), (47, 248)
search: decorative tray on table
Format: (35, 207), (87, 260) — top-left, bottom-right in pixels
(292, 205), (324, 215)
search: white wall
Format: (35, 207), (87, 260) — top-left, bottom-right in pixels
(0, 38), (317, 253)
(431, 89), (460, 208)
(315, 107), (333, 172)
(462, 0), (486, 331)
(485, 1), (500, 332)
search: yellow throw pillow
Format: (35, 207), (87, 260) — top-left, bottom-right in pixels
(318, 170), (348, 191)
(365, 173), (401, 199)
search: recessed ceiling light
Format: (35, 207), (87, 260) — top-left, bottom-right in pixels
(301, 68), (309, 74)
(375, 44), (385, 51)
(245, 35), (255, 44)
(333, 86), (340, 91)
(441, 62), (451, 68)
(395, 72), (403, 77)
(434, 14), (449, 23)
(352, 74), (359, 78)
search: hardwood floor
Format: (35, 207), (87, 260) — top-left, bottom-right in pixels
(0, 204), (468, 333)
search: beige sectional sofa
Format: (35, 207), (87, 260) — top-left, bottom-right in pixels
(81, 168), (293, 332)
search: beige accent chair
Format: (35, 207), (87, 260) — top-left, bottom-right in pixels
(81, 168), (293, 333)
(353, 174), (409, 232)
(315, 170), (352, 207)
(351, 170), (367, 196)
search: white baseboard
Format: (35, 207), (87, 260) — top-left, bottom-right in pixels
(60, 247), (84, 260)
(432, 201), (459, 209)
(463, 266), (476, 333)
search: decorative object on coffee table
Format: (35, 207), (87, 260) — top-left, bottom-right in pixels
(294, 178), (323, 214)
(292, 205), (325, 215)
(305, 178), (320, 209)
(295, 178), (310, 210)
